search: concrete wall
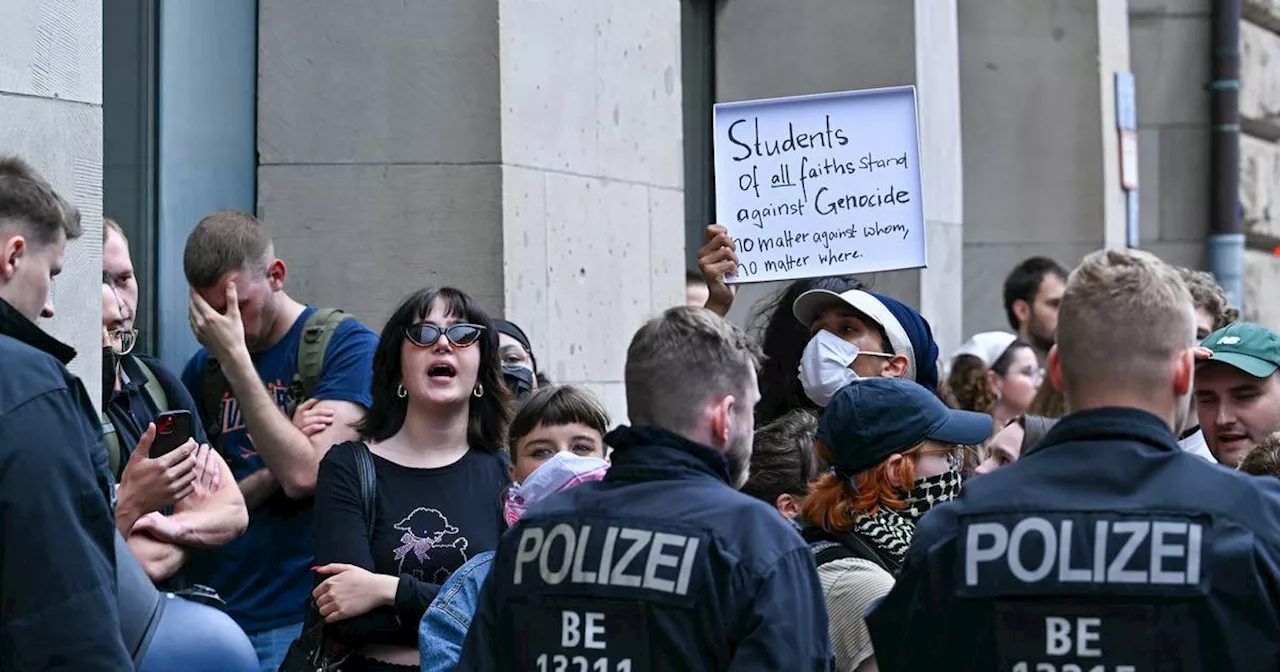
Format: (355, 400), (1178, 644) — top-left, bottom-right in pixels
(1241, 0), (1280, 327)
(715, 0), (965, 358)
(0, 0), (103, 408)
(257, 0), (684, 423)
(959, 0), (1131, 339)
(1129, 0), (1211, 271)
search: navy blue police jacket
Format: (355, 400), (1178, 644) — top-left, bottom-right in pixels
(0, 299), (134, 670)
(866, 407), (1280, 672)
(455, 424), (835, 671)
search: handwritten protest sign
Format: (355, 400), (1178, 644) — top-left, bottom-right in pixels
(713, 86), (926, 284)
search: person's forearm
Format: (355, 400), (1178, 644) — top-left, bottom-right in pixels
(127, 533), (187, 582)
(239, 468), (281, 510)
(165, 492), (248, 549)
(222, 349), (321, 498)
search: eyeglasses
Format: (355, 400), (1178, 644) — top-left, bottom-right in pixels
(919, 443), (966, 470)
(107, 328), (138, 356)
(404, 323), (486, 349)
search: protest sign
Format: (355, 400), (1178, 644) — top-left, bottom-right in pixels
(713, 86), (926, 284)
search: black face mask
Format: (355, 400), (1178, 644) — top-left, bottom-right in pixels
(102, 346), (120, 400)
(502, 364), (535, 405)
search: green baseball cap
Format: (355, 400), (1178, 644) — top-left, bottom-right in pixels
(1200, 322), (1280, 378)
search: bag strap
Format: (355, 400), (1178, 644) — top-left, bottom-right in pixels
(810, 540), (856, 568)
(133, 358), (170, 413)
(102, 415), (123, 481)
(200, 356), (228, 455)
(287, 308), (354, 417)
(350, 442), (377, 540)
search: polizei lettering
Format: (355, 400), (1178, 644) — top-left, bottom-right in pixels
(513, 524), (701, 596)
(958, 513), (1209, 598)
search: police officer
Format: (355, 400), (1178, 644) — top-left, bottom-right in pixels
(867, 249), (1280, 671)
(456, 306), (834, 671)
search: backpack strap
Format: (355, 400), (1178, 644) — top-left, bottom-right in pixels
(132, 358), (170, 413)
(100, 359), (172, 481)
(102, 415), (124, 481)
(200, 356), (228, 455)
(350, 442), (377, 540)
(810, 540), (857, 568)
(286, 308), (354, 417)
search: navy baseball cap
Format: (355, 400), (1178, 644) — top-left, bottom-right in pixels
(816, 378), (993, 474)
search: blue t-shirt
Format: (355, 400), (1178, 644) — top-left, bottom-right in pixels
(181, 306), (377, 634)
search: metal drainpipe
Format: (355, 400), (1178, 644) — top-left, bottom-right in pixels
(1209, 0), (1245, 310)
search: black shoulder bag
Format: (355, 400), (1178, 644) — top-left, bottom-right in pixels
(278, 443), (377, 672)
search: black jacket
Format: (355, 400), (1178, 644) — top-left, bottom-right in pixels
(457, 425), (835, 671)
(868, 407), (1280, 672)
(0, 299), (134, 670)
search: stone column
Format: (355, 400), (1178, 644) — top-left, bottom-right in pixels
(959, 0), (1132, 336)
(0, 0), (104, 407)
(715, 0), (965, 358)
(257, 0), (684, 422)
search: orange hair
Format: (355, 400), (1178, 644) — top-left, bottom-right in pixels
(802, 440), (919, 533)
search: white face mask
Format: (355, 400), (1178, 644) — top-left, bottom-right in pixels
(798, 330), (861, 407)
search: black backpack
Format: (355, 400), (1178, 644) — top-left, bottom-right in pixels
(198, 308), (353, 453)
(804, 527), (902, 575)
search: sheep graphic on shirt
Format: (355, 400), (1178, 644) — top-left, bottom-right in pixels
(392, 507), (470, 580)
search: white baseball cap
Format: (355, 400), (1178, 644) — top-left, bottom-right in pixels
(951, 331), (1018, 368)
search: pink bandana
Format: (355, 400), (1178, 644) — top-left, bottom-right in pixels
(503, 452), (609, 527)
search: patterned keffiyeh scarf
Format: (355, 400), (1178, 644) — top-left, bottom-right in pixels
(852, 469), (963, 565)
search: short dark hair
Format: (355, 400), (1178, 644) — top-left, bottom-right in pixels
(357, 287), (513, 451)
(686, 269), (706, 286)
(0, 155), (81, 244)
(183, 210), (273, 289)
(741, 409), (828, 505)
(508, 385), (611, 464)
(1003, 256), (1068, 330)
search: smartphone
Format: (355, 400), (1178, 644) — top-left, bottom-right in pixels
(150, 410), (193, 459)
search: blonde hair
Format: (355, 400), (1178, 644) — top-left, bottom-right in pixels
(1056, 249), (1194, 399)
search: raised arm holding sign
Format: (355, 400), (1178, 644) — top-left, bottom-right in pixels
(713, 86), (927, 285)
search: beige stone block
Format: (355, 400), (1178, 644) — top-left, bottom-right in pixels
(0, 94), (103, 403)
(1138, 128), (1162, 243)
(647, 187), (686, 313)
(258, 0), (500, 165)
(544, 174), (653, 385)
(502, 165), (550, 365)
(1242, 21), (1280, 123)
(258, 164), (504, 329)
(1244, 249), (1280, 329)
(1157, 127), (1211, 242)
(0, 0), (102, 104)
(1240, 133), (1280, 237)
(499, 0), (599, 175)
(1128, 12), (1210, 126)
(921, 219), (964, 359)
(596, 0), (683, 189)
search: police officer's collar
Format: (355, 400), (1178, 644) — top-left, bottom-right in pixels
(0, 297), (76, 365)
(602, 425), (733, 485)
(1037, 407), (1179, 455)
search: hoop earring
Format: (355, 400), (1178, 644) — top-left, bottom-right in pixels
(397, 384), (407, 398)
(473, 384), (484, 398)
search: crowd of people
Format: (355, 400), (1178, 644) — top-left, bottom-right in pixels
(5, 151), (1280, 672)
